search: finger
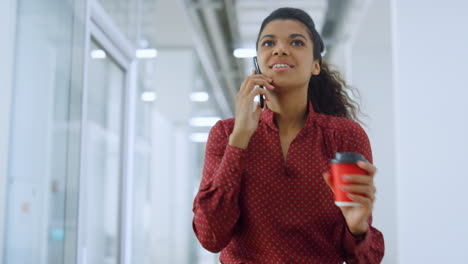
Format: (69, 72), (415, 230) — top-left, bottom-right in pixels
(239, 79), (271, 96)
(250, 73), (273, 83)
(247, 78), (275, 90)
(239, 78), (250, 94)
(248, 86), (269, 102)
(341, 184), (375, 199)
(357, 161), (377, 176)
(322, 172), (333, 191)
(343, 175), (373, 185)
(253, 102), (262, 116)
(346, 193), (373, 208)
(246, 74), (274, 86)
(239, 76), (264, 94)
(248, 85), (271, 101)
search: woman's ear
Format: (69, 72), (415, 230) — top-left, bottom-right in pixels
(311, 60), (321, 76)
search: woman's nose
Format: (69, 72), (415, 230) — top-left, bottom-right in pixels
(273, 42), (289, 56)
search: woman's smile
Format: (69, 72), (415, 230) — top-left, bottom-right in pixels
(272, 64), (292, 72)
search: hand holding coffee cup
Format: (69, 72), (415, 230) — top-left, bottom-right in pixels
(330, 152), (369, 206)
(322, 152), (378, 235)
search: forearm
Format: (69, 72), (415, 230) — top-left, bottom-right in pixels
(193, 144), (246, 252)
(193, 187), (240, 252)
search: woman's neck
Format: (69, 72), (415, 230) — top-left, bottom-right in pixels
(267, 88), (309, 131)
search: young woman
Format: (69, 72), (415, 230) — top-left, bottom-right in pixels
(192, 7), (384, 264)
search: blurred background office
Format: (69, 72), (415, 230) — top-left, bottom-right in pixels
(0, 0), (467, 263)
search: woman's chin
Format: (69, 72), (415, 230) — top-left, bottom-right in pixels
(270, 78), (308, 92)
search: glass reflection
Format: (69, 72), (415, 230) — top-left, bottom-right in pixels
(82, 39), (125, 264)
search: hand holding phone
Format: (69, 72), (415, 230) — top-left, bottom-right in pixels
(253, 56), (265, 108)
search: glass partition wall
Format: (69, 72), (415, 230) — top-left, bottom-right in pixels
(2, 0), (87, 263)
(80, 39), (126, 264)
(1, 1), (223, 264)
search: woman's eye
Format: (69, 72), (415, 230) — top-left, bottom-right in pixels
(292, 40), (305, 46)
(262, 40), (274, 47)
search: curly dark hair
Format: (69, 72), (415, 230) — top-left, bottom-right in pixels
(256, 7), (363, 123)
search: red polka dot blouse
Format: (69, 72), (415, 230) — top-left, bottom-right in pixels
(193, 102), (385, 264)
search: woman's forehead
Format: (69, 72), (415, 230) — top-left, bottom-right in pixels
(261, 19), (311, 38)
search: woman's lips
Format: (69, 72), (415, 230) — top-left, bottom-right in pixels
(272, 66), (291, 73)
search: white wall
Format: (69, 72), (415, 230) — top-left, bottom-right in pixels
(0, 0), (16, 263)
(393, 0), (468, 263)
(350, 0), (397, 263)
(151, 110), (174, 263)
(348, 0), (468, 262)
(150, 49), (195, 264)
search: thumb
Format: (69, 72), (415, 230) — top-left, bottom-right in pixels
(322, 172), (334, 193)
(253, 102), (262, 117)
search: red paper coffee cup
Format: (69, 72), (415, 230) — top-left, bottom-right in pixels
(330, 152), (368, 207)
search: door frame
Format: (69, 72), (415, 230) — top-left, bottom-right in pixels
(0, 0), (17, 263)
(76, 1), (137, 264)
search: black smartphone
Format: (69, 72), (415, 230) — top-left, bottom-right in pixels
(252, 56), (265, 108)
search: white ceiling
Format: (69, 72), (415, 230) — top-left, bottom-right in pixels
(97, 0), (194, 49)
(97, 0), (331, 64)
(235, 0), (328, 49)
(149, 0), (194, 48)
(96, 0), (369, 117)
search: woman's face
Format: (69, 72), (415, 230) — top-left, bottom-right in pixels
(257, 19), (320, 90)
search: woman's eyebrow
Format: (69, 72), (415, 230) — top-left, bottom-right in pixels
(259, 34), (275, 41)
(259, 33), (307, 41)
(290, 33), (307, 40)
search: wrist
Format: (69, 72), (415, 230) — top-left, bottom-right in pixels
(348, 222), (369, 236)
(229, 132), (251, 149)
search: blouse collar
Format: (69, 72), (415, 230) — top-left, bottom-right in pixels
(260, 101), (316, 132)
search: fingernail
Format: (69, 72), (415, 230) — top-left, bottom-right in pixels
(343, 175), (351, 181)
(267, 78), (273, 82)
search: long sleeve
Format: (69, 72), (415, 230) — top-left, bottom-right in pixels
(327, 120), (385, 263)
(192, 120), (247, 253)
(342, 216), (385, 264)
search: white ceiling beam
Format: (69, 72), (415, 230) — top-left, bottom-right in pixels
(201, 6), (239, 102)
(236, 0), (328, 9)
(177, 0), (233, 118)
(235, 0), (329, 48)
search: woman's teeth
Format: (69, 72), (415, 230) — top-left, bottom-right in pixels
(273, 64), (290, 68)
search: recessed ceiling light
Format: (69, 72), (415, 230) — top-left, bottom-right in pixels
(189, 117), (221, 127)
(233, 48), (256, 58)
(136, 49), (157, 59)
(190, 133), (209, 142)
(190, 92), (210, 102)
(141, 91), (156, 102)
(91, 49), (106, 59)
